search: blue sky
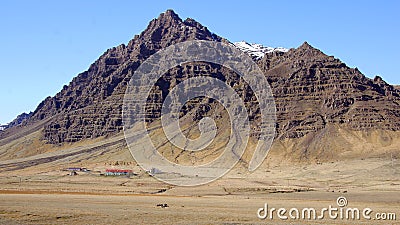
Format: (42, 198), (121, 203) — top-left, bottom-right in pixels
(1, 1), (399, 124)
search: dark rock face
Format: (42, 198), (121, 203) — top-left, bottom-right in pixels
(17, 10), (400, 144)
(260, 42), (400, 138)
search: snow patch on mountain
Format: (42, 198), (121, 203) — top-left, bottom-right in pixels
(233, 41), (289, 59)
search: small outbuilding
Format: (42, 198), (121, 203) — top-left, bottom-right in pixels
(104, 169), (133, 176)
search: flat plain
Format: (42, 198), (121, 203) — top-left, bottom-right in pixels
(0, 156), (399, 224)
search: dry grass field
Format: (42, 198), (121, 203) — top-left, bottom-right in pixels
(0, 123), (399, 224)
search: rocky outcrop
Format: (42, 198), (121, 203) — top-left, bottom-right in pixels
(8, 10), (400, 144)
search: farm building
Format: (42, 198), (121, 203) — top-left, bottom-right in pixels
(104, 169), (133, 176)
(65, 167), (88, 172)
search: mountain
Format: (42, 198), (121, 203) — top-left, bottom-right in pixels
(0, 9), (399, 163)
(21, 9), (225, 144)
(260, 42), (400, 138)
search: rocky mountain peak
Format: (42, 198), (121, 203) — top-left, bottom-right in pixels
(299, 41), (312, 48)
(17, 10), (226, 143)
(162, 9), (181, 21)
(295, 41), (325, 57)
(131, 9), (222, 51)
(3, 10), (398, 145)
(146, 9), (183, 32)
